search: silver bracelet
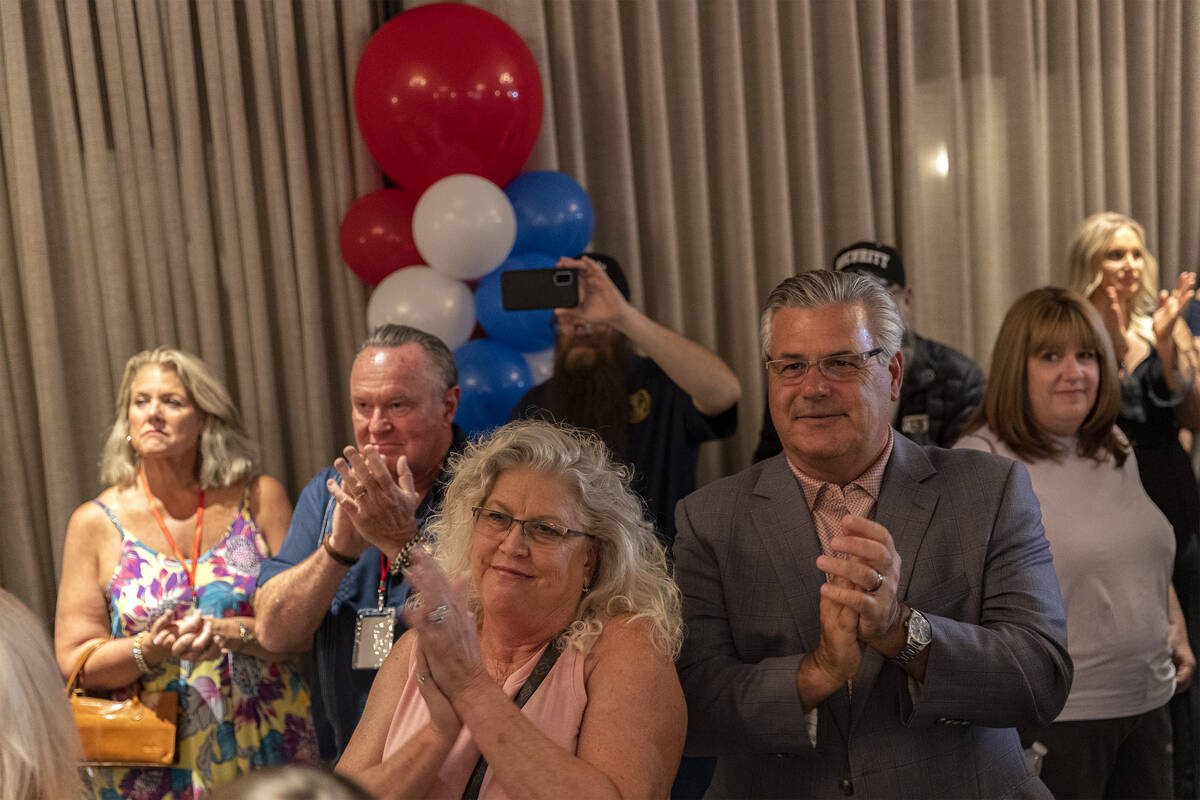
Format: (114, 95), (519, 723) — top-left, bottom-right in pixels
(132, 631), (153, 675)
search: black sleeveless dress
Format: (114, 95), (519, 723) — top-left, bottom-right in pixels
(1120, 348), (1200, 799)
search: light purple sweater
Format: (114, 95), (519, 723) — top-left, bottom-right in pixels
(956, 426), (1175, 721)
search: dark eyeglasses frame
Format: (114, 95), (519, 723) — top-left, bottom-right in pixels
(764, 347), (886, 381)
(471, 506), (592, 544)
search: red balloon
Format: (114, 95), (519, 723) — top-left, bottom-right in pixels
(354, 3), (544, 193)
(339, 189), (422, 286)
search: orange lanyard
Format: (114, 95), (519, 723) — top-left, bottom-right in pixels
(138, 468), (205, 589)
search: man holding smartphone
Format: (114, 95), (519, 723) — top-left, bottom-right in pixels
(509, 253), (741, 551)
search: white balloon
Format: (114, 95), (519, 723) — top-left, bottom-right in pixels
(366, 266), (476, 350)
(522, 346), (556, 386)
(413, 174), (517, 280)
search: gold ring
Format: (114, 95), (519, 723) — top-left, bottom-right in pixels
(867, 572), (885, 593)
(352, 486), (368, 500)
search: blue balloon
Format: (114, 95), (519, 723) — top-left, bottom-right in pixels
(475, 253), (558, 352)
(504, 171), (594, 257)
(453, 339), (534, 437)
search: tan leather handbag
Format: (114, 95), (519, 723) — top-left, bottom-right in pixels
(67, 639), (178, 767)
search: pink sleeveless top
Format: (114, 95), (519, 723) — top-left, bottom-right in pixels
(382, 641), (588, 799)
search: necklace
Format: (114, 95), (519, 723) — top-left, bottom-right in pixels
(138, 468), (205, 590)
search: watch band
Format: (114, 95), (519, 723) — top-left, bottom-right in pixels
(893, 608), (931, 664)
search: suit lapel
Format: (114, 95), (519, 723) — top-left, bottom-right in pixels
(748, 456), (825, 652)
(848, 435), (939, 732)
(748, 456), (852, 736)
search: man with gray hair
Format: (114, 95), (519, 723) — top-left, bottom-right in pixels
(753, 241), (985, 461)
(256, 324), (466, 762)
(674, 270), (1071, 798)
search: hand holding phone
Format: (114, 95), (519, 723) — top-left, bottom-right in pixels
(562, 255), (631, 327)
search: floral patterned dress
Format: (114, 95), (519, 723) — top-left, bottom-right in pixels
(82, 490), (318, 799)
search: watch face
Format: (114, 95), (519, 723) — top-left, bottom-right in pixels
(909, 610), (932, 645)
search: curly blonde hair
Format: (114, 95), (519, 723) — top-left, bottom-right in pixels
(426, 420), (682, 658)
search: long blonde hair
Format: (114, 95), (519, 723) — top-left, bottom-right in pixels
(1066, 211), (1159, 326)
(0, 590), (82, 800)
(99, 348), (258, 489)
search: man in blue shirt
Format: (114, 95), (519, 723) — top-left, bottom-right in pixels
(255, 324), (465, 762)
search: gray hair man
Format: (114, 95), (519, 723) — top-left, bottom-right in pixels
(753, 242), (985, 460)
(255, 324), (465, 762)
(674, 270), (1071, 798)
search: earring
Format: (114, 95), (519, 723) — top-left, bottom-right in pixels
(581, 584), (591, 595)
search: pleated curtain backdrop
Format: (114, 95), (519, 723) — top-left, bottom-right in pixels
(2, 0), (1199, 626)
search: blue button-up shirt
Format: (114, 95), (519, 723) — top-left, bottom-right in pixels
(257, 426), (466, 761)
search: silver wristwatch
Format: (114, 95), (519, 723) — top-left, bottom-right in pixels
(893, 609), (931, 664)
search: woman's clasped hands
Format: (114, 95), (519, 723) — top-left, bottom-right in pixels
(401, 550), (483, 740)
(141, 607), (248, 665)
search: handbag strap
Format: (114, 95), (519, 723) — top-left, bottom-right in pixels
(460, 635), (567, 800)
(66, 639), (108, 696)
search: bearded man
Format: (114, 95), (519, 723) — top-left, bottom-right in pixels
(509, 252), (740, 550)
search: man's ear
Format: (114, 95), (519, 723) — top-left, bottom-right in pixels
(889, 351), (904, 402)
(442, 386), (461, 423)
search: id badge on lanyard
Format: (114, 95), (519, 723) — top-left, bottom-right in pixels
(352, 555), (395, 670)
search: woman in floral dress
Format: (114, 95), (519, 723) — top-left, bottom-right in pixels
(56, 348), (317, 798)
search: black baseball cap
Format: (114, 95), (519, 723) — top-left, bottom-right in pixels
(832, 242), (905, 289)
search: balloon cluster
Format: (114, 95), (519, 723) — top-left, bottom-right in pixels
(341, 3), (597, 437)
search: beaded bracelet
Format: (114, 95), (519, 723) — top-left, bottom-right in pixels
(132, 630), (153, 675)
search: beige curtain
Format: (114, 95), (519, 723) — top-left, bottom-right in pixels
(3, 0), (1199, 626)
(0, 0), (379, 623)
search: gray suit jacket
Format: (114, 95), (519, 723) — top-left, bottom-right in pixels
(675, 435), (1072, 799)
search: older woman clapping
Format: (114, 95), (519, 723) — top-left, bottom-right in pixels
(956, 288), (1193, 799)
(337, 420), (686, 799)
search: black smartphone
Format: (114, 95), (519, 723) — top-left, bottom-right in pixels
(500, 268), (579, 311)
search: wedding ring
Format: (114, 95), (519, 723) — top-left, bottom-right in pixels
(352, 486), (368, 500)
(867, 572), (885, 593)
(427, 604), (450, 625)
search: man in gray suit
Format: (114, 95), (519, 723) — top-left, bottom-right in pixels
(674, 270), (1072, 799)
